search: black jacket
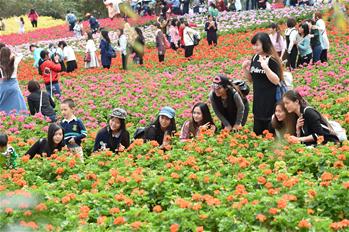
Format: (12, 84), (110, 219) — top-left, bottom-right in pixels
(301, 107), (339, 146)
(93, 127), (130, 153)
(26, 138), (65, 159)
(27, 91), (56, 117)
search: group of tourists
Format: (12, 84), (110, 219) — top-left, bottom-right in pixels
(0, 7), (346, 170)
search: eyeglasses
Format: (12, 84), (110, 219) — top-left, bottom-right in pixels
(211, 83), (223, 90)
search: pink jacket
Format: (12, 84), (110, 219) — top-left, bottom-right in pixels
(28, 12), (39, 21)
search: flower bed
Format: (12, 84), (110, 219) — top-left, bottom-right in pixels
(0, 9), (348, 232)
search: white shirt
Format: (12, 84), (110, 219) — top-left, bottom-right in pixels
(63, 46), (76, 61)
(183, 27), (200, 46)
(11, 54), (23, 79)
(316, 19), (329, 49)
(285, 27), (299, 53)
(85, 39), (97, 53)
(115, 34), (127, 55)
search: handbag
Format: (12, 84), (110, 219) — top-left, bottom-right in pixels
(275, 80), (288, 102)
(84, 52), (91, 62)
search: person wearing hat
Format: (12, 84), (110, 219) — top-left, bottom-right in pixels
(209, 74), (249, 132)
(143, 106), (177, 147)
(86, 13), (100, 34)
(93, 108), (130, 153)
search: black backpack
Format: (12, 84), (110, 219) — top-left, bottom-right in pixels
(230, 79), (250, 96)
(133, 127), (146, 139)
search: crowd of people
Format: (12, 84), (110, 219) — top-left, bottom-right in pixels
(0, 8), (347, 170)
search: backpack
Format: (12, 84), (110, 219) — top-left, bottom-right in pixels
(230, 79), (250, 96)
(133, 127), (146, 139)
(107, 44), (116, 58)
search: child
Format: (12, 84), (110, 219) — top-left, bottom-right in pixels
(19, 17), (25, 34)
(73, 19), (83, 38)
(39, 50), (62, 98)
(0, 133), (18, 169)
(60, 99), (87, 161)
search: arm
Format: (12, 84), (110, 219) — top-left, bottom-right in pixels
(93, 130), (103, 152)
(121, 131), (130, 149)
(26, 140), (41, 159)
(209, 92), (232, 128)
(242, 58), (252, 82)
(48, 61), (61, 72)
(261, 57), (280, 85)
(298, 109), (326, 143)
(179, 121), (191, 140)
(74, 120), (87, 144)
(205, 22), (209, 31)
(233, 92), (245, 126)
(27, 97), (36, 115)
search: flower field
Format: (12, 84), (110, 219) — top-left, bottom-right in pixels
(0, 16), (66, 36)
(1, 6), (349, 232)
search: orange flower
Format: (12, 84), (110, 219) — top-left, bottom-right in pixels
(24, 211), (32, 216)
(45, 224), (54, 231)
(170, 224), (180, 232)
(277, 199), (287, 209)
(257, 176), (267, 185)
(343, 182), (349, 189)
(55, 167), (64, 175)
(308, 189), (317, 198)
(153, 205), (162, 213)
(5, 208), (13, 214)
(21, 155), (30, 163)
(333, 161), (344, 169)
(196, 226), (204, 232)
(192, 203), (202, 211)
(268, 208), (278, 215)
(109, 207), (120, 214)
(298, 219), (311, 229)
(131, 221), (142, 230)
(171, 172), (180, 179)
(256, 214), (267, 222)
(35, 203), (47, 211)
(97, 216), (107, 225)
(114, 216), (125, 225)
(307, 209), (315, 215)
(321, 172), (333, 181)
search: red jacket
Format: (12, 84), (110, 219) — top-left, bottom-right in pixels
(40, 60), (61, 85)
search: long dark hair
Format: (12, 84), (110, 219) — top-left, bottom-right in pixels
(152, 116), (177, 134)
(101, 30), (111, 44)
(86, 32), (93, 41)
(271, 101), (297, 135)
(299, 23), (309, 37)
(189, 103), (215, 136)
(0, 47), (15, 80)
(251, 32), (283, 81)
(108, 117), (127, 149)
(283, 90), (308, 110)
(270, 22), (281, 43)
(47, 123), (65, 152)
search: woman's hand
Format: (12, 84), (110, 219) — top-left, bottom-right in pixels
(232, 124), (241, 132)
(118, 144), (125, 152)
(259, 55), (270, 70)
(296, 116), (304, 131)
(199, 122), (211, 131)
(242, 60), (251, 71)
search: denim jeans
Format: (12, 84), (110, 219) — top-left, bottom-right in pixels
(45, 82), (61, 98)
(312, 45), (322, 63)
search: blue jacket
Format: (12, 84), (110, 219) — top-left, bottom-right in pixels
(99, 39), (112, 66)
(298, 36), (312, 57)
